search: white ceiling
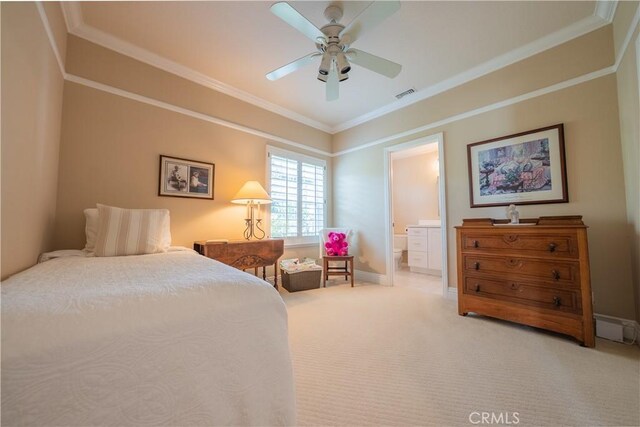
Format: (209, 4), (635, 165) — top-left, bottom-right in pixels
(70, 1), (602, 132)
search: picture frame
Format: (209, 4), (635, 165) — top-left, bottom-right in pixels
(467, 124), (568, 208)
(159, 155), (214, 199)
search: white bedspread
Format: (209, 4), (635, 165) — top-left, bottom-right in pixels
(1, 251), (295, 426)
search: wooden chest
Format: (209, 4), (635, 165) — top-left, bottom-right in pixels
(455, 216), (594, 347)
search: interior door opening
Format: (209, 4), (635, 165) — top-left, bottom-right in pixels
(384, 134), (449, 296)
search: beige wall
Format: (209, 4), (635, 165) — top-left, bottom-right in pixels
(613, 3), (640, 322)
(392, 150), (439, 234)
(1, 3), (65, 279)
(333, 76), (636, 319)
(65, 35), (332, 154)
(55, 37), (332, 267)
(332, 26), (614, 153)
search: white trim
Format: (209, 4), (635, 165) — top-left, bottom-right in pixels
(637, 33), (640, 102)
(334, 66), (616, 157)
(355, 270), (387, 285)
(267, 144), (326, 166)
(59, 1), (82, 33)
(35, 2), (65, 77)
(61, 11), (332, 134)
(594, 313), (640, 344)
(37, 2), (634, 162)
(332, 14), (609, 133)
(58, 1), (614, 135)
(283, 242), (318, 249)
(595, 0), (618, 23)
(614, 2), (640, 69)
(265, 145), (328, 244)
(62, 64), (616, 161)
(383, 133), (449, 298)
(447, 287), (458, 301)
(65, 74), (332, 157)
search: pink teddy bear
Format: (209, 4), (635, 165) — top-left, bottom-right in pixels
(325, 231), (349, 256)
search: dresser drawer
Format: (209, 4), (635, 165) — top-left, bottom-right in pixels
(463, 255), (580, 287)
(461, 232), (579, 259)
(407, 227), (428, 237)
(408, 236), (428, 252)
(408, 252), (428, 268)
(463, 276), (581, 313)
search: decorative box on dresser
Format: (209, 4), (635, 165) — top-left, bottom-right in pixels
(455, 216), (594, 347)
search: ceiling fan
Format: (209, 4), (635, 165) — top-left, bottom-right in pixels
(266, 1), (402, 101)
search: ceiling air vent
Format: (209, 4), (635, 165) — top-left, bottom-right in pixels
(395, 88), (416, 100)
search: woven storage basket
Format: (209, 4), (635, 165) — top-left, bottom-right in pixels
(281, 269), (321, 292)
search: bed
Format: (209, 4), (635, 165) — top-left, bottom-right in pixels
(1, 249), (295, 426)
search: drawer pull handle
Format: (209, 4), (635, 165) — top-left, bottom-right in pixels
(552, 270), (560, 280)
(548, 243), (557, 253)
(474, 262), (480, 270)
(473, 240), (479, 248)
(553, 296), (561, 307)
(474, 283), (480, 292)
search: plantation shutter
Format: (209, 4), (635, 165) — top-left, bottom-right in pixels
(268, 147), (326, 243)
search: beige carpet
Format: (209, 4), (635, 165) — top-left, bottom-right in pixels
(280, 282), (640, 427)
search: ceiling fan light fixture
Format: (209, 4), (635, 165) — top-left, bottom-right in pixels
(336, 51), (351, 74)
(317, 73), (328, 82)
(318, 53), (332, 76)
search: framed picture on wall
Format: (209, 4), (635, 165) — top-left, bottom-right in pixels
(159, 155), (214, 199)
(467, 124), (568, 208)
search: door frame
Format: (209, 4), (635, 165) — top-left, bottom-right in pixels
(383, 132), (449, 297)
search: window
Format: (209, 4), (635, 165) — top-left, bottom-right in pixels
(267, 146), (326, 244)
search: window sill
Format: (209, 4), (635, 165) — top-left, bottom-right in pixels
(283, 242), (319, 249)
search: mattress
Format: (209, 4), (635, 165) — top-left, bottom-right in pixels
(1, 250), (295, 426)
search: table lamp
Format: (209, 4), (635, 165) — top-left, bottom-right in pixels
(231, 181), (272, 240)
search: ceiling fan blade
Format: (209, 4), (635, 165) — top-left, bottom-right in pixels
(326, 62), (339, 101)
(266, 53), (320, 81)
(340, 1), (400, 44)
(346, 49), (401, 78)
(271, 2), (325, 44)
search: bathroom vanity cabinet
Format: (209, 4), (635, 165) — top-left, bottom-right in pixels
(407, 225), (442, 274)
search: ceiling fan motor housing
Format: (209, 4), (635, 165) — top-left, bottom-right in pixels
(317, 22), (351, 76)
(267, 1), (402, 101)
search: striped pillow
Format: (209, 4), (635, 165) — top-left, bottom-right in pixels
(94, 204), (171, 257)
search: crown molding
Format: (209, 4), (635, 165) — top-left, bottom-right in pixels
(57, 2), (617, 136)
(59, 1), (82, 33)
(330, 12), (610, 133)
(594, 0), (618, 23)
(332, 65), (616, 157)
(36, 2), (65, 77)
(59, 4), (333, 134)
(614, 1), (640, 69)
(61, 0), (617, 134)
(40, 0), (624, 161)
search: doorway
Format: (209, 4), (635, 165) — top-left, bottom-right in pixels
(383, 133), (449, 296)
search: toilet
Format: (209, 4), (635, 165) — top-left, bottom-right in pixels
(393, 234), (407, 269)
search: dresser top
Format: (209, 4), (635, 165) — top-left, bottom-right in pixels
(457, 215), (585, 228)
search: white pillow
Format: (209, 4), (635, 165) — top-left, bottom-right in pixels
(84, 208), (99, 252)
(94, 204), (172, 257)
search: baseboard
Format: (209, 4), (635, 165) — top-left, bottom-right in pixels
(355, 270), (388, 285)
(447, 287), (458, 300)
(594, 313), (639, 345)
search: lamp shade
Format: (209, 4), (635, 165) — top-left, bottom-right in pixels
(231, 181), (272, 204)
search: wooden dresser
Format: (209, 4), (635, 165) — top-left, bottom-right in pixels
(455, 216), (594, 347)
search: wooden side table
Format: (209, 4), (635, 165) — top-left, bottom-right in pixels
(322, 255), (354, 287)
(194, 239), (284, 289)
